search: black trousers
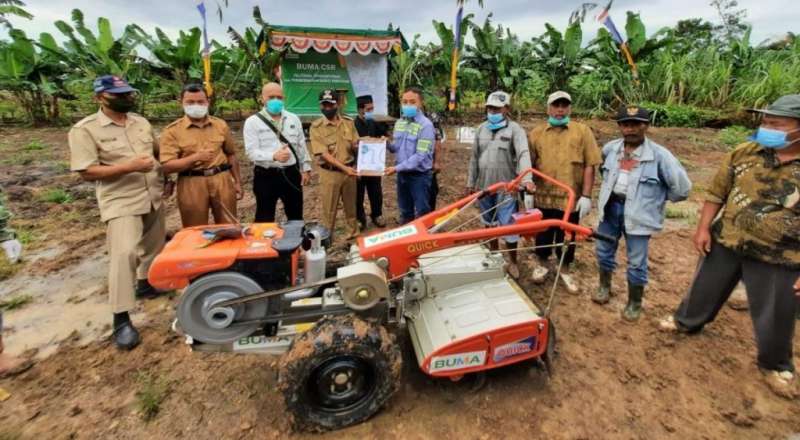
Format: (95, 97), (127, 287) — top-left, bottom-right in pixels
(429, 172), (440, 211)
(253, 165), (303, 222)
(534, 208), (579, 267)
(674, 240), (798, 372)
(356, 176), (383, 224)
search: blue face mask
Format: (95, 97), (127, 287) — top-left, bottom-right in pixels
(487, 112), (505, 125)
(401, 105), (418, 119)
(266, 98), (284, 115)
(549, 116), (570, 127)
(750, 127), (800, 150)
(364, 111), (374, 121)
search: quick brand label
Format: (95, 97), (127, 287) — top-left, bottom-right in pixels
(363, 225), (418, 248)
(492, 336), (537, 363)
(429, 350), (487, 373)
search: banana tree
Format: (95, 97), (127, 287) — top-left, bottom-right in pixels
(413, 13), (475, 105)
(138, 27), (203, 84)
(221, 6), (282, 103)
(463, 16), (538, 100)
(530, 21), (592, 92)
(0, 29), (70, 124)
(0, 0), (32, 30)
(52, 9), (147, 78)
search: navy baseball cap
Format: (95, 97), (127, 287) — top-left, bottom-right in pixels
(93, 75), (137, 94)
(616, 105), (651, 123)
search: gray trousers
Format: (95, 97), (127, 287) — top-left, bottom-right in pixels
(675, 240), (799, 372)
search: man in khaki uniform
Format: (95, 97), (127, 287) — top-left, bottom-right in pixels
(527, 91), (601, 292)
(69, 75), (167, 350)
(309, 89), (360, 240)
(160, 84), (242, 227)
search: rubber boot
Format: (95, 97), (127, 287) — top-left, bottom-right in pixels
(592, 270), (612, 304)
(622, 284), (645, 322)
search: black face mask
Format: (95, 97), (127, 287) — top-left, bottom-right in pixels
(321, 107), (338, 120)
(103, 94), (137, 113)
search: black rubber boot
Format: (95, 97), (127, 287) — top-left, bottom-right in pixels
(592, 270), (613, 304)
(113, 312), (140, 350)
(135, 279), (158, 299)
(622, 284), (645, 322)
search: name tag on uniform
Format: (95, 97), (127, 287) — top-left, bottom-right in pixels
(500, 136), (512, 142)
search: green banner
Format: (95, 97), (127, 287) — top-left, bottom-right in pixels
(282, 51), (357, 117)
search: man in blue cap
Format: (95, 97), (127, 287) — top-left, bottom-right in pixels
(385, 87), (436, 223)
(68, 75), (170, 351)
(660, 94), (800, 399)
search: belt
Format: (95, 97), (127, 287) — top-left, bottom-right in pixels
(255, 165), (294, 172)
(320, 162), (354, 173)
(179, 164), (231, 177)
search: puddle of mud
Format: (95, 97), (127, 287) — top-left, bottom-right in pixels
(0, 250), (148, 358)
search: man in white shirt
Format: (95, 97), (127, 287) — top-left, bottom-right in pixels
(244, 82), (312, 222)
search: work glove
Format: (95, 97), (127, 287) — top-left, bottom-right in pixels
(1, 239), (22, 264)
(575, 196), (592, 220)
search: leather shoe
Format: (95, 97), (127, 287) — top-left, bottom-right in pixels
(113, 322), (140, 350)
(135, 279), (158, 299)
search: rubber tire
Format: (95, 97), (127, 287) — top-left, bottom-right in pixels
(543, 319), (557, 375)
(277, 315), (401, 432)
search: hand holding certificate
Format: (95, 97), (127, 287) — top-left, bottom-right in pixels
(357, 138), (387, 176)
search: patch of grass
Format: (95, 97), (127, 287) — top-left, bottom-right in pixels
(678, 157), (698, 172)
(0, 294), (33, 311)
(0, 257), (17, 281)
(1, 153), (34, 166)
(23, 139), (47, 151)
(39, 188), (73, 204)
(665, 204), (698, 224)
(15, 229), (35, 245)
(718, 125), (751, 148)
(52, 161), (71, 173)
(135, 371), (171, 422)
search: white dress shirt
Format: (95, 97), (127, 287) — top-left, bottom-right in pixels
(243, 109), (312, 172)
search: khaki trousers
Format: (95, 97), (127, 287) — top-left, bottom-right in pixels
(318, 168), (359, 240)
(177, 171), (237, 227)
(106, 205), (165, 313)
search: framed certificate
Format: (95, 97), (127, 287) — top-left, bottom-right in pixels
(357, 138), (387, 176)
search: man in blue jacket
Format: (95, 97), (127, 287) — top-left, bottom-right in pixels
(385, 87), (436, 224)
(593, 105), (692, 321)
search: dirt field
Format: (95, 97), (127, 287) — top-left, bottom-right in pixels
(1, 118), (798, 439)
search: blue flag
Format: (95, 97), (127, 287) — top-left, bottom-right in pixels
(597, 5), (624, 45)
(196, 0), (210, 54)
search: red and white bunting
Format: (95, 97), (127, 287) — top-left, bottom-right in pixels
(270, 35), (402, 55)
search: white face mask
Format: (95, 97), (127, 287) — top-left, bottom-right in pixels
(184, 104), (209, 119)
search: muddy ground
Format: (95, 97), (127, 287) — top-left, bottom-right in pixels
(0, 118), (798, 439)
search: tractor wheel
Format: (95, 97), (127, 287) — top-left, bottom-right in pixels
(542, 320), (557, 376)
(277, 315), (401, 432)
(176, 271), (268, 344)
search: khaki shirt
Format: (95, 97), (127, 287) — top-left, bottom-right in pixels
(528, 121), (601, 209)
(69, 110), (163, 222)
(309, 116), (358, 166)
(706, 141), (800, 268)
(159, 115), (236, 170)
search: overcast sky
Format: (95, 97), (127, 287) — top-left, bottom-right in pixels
(10, 0), (798, 49)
